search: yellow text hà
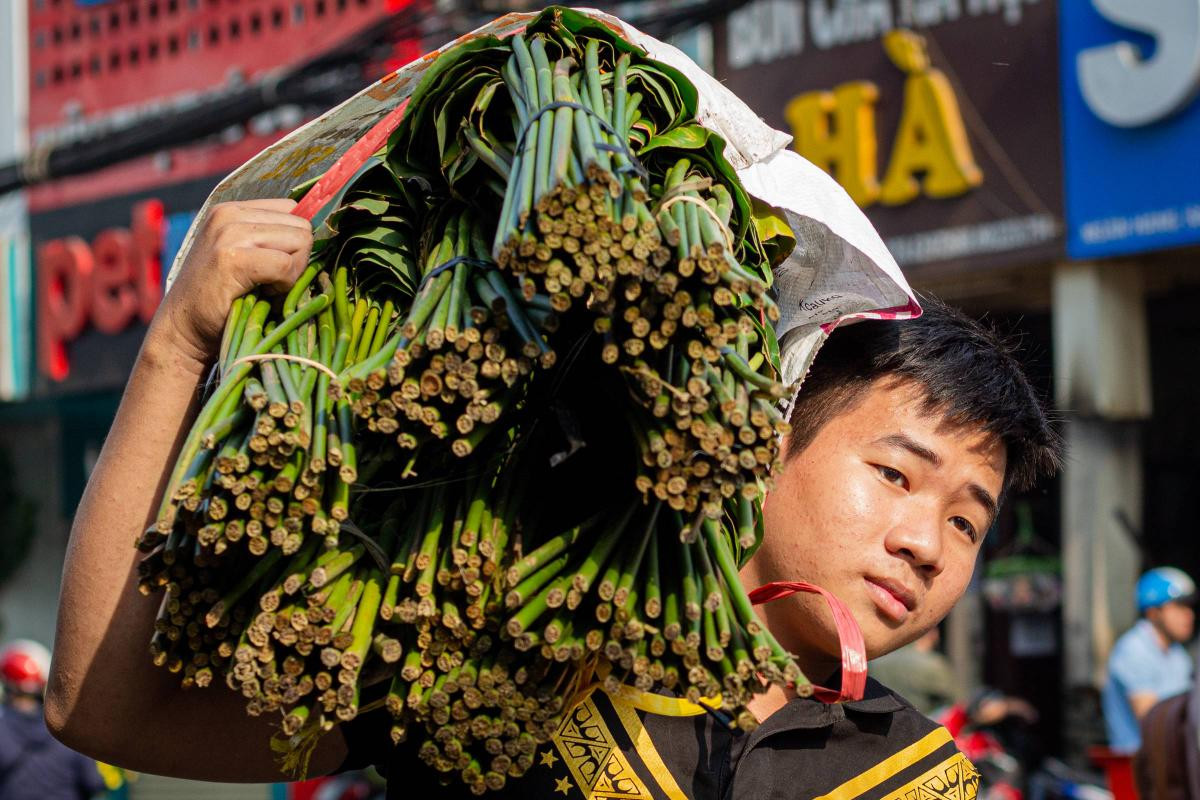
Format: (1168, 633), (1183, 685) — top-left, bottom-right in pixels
(784, 30), (983, 208)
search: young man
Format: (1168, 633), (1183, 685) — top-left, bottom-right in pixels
(1103, 567), (1196, 752)
(45, 200), (1061, 798)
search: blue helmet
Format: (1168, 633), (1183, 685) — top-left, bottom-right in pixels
(1137, 567), (1196, 613)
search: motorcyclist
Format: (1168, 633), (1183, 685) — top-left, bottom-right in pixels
(0, 639), (109, 800)
(1102, 567), (1196, 753)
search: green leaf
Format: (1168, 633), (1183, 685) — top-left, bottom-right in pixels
(288, 174), (321, 202)
(446, 149), (479, 187)
(750, 199), (796, 273)
(641, 124), (711, 155)
(307, 156), (384, 237)
(342, 225), (409, 251)
(343, 196), (391, 216)
(470, 78), (502, 127)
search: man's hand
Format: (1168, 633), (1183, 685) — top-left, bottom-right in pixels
(154, 199), (312, 367)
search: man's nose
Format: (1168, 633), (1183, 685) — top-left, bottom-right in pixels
(883, 509), (945, 578)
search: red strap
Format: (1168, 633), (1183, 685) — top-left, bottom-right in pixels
(748, 580), (867, 704)
(292, 96), (411, 222)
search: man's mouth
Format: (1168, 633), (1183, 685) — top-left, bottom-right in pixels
(864, 577), (916, 623)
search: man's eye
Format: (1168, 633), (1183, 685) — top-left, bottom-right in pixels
(876, 465), (907, 488)
(951, 516), (978, 543)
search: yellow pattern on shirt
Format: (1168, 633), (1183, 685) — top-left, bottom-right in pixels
(879, 752), (980, 800)
(552, 692), (654, 800)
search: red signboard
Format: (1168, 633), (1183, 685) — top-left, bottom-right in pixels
(37, 199), (164, 380)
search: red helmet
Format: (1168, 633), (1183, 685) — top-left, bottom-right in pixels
(0, 639), (51, 696)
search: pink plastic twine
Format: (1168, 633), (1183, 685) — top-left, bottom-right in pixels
(748, 580), (867, 703)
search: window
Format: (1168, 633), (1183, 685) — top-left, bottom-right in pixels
(168, 34), (180, 54)
(250, 12), (261, 32)
(148, 39), (160, 59)
(228, 17), (240, 38)
(271, 7), (284, 27)
(109, 50), (122, 69)
(292, 3), (304, 23)
(208, 24), (220, 44)
(315, 0), (326, 18)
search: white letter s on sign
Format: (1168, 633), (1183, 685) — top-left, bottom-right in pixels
(1077, 0), (1200, 127)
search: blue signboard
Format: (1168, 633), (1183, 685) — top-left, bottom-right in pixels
(1060, 1), (1200, 259)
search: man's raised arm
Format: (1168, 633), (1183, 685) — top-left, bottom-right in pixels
(45, 200), (350, 781)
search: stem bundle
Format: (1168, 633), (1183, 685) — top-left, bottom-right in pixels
(142, 10), (805, 794)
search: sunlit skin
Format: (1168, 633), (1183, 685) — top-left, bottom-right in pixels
(741, 378), (1005, 721)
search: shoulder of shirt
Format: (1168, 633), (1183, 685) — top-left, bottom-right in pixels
(798, 683), (979, 800)
(1111, 621), (1158, 659)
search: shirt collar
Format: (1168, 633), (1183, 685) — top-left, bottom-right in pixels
(845, 677), (908, 714)
(747, 676), (905, 737)
(725, 677), (908, 775)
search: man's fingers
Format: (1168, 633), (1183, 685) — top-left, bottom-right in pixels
(290, 248), (310, 282)
(215, 221), (312, 257)
(206, 203), (312, 234)
(234, 247), (306, 294)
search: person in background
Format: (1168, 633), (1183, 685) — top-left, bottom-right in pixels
(870, 625), (958, 716)
(1103, 567), (1197, 753)
(0, 639), (109, 800)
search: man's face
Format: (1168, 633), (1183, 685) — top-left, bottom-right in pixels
(742, 378), (1006, 674)
(1152, 601), (1195, 644)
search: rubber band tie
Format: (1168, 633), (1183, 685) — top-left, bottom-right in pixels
(656, 194), (734, 252)
(225, 352), (340, 383)
(515, 100), (650, 183)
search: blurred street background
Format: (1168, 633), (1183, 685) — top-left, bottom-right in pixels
(1, 0), (1199, 797)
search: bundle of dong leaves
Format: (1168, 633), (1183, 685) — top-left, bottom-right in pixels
(139, 8), (804, 793)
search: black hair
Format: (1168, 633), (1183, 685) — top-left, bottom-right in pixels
(787, 295), (1062, 494)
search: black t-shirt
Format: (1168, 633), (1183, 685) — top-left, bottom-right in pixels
(339, 678), (979, 800)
